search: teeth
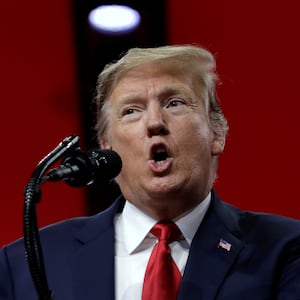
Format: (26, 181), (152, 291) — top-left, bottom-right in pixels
(156, 149), (165, 153)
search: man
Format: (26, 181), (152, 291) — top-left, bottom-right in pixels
(0, 45), (300, 299)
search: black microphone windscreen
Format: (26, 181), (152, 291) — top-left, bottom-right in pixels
(46, 149), (122, 187)
(90, 149), (122, 181)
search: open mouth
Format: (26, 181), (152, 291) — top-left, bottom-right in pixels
(148, 143), (173, 173)
(151, 143), (170, 162)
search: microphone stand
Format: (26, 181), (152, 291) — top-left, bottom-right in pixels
(23, 135), (80, 300)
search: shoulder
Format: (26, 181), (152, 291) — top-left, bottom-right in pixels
(2, 195), (124, 255)
(212, 191), (300, 242)
(1, 215), (94, 261)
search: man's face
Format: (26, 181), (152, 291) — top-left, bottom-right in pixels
(100, 62), (224, 218)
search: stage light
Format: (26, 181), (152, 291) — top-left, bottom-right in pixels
(88, 5), (141, 35)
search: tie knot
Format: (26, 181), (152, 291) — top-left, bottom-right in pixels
(150, 221), (181, 243)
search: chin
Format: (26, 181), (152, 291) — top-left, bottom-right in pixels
(145, 177), (185, 198)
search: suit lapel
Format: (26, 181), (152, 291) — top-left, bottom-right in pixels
(178, 191), (245, 300)
(70, 197), (123, 300)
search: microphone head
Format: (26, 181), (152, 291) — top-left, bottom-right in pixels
(90, 149), (122, 181)
(61, 148), (122, 187)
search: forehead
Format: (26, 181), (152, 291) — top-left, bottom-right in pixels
(110, 61), (205, 99)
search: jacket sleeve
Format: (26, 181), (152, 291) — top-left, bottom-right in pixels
(276, 237), (300, 299)
(0, 246), (15, 300)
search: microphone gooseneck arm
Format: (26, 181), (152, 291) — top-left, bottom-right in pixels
(23, 135), (80, 300)
(23, 135), (122, 300)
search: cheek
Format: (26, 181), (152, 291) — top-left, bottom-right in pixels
(175, 117), (213, 145)
(110, 133), (145, 169)
(110, 122), (147, 157)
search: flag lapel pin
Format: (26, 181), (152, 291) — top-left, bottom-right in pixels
(217, 238), (232, 252)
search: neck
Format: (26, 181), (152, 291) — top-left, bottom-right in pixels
(129, 190), (210, 220)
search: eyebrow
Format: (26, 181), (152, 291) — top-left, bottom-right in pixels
(157, 86), (198, 105)
(115, 84), (194, 109)
(131, 86), (187, 99)
(157, 86), (187, 99)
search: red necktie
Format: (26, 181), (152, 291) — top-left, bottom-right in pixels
(142, 221), (182, 300)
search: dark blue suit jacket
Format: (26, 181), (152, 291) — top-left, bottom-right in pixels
(1, 190), (300, 299)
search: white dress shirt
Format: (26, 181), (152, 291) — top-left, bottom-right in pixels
(114, 193), (211, 300)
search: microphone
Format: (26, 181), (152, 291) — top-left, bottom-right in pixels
(45, 149), (122, 187)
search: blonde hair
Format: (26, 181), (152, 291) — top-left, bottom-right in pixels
(95, 45), (228, 139)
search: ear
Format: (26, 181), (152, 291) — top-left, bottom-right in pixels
(99, 135), (112, 150)
(211, 134), (226, 156)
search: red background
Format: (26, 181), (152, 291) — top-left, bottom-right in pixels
(1, 0), (299, 246)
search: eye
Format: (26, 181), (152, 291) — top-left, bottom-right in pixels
(121, 106), (141, 116)
(165, 98), (187, 113)
(120, 105), (143, 121)
(123, 108), (135, 115)
(167, 100), (184, 108)
(164, 97), (189, 115)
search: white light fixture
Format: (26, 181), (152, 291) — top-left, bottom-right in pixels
(88, 5), (141, 35)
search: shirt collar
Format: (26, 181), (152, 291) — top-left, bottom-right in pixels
(116, 201), (157, 254)
(174, 193), (211, 245)
(116, 192), (211, 254)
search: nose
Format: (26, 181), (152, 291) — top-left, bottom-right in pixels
(145, 102), (169, 137)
